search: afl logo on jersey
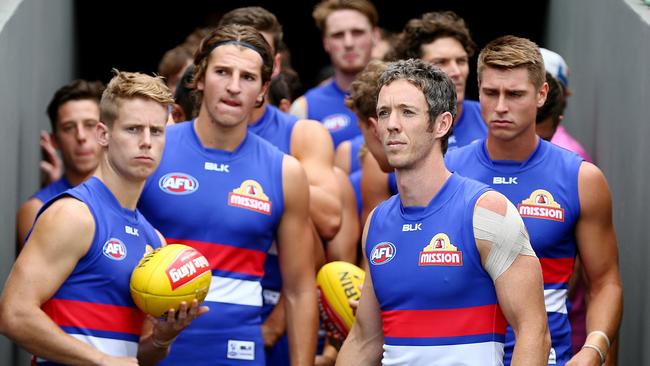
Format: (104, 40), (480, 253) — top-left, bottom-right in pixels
(370, 242), (396, 266)
(322, 114), (350, 132)
(102, 238), (127, 261)
(159, 172), (199, 195)
(518, 189), (565, 222)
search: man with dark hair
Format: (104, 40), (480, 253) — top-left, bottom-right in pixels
(338, 58), (549, 365)
(16, 79), (105, 248)
(138, 24), (318, 366)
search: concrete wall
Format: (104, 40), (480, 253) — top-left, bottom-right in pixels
(0, 0), (74, 364)
(546, 0), (650, 363)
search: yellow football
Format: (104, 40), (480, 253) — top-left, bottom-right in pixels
(130, 244), (212, 317)
(316, 261), (365, 338)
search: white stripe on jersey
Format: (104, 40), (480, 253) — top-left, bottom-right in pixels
(544, 288), (568, 314)
(205, 275), (263, 306)
(36, 334), (138, 363)
(383, 341), (504, 366)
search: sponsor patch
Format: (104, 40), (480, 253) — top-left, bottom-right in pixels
(102, 238), (127, 261)
(228, 180), (272, 215)
(517, 189), (565, 222)
(369, 242), (396, 265)
(227, 340), (255, 360)
(158, 172), (199, 195)
(418, 233), (463, 266)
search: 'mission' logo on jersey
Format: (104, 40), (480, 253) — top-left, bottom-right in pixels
(228, 179), (272, 215)
(418, 233), (462, 266)
(517, 189), (565, 222)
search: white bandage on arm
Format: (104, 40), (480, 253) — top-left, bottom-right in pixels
(473, 199), (536, 282)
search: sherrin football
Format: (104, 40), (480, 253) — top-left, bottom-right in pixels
(130, 244), (212, 317)
(316, 261), (365, 338)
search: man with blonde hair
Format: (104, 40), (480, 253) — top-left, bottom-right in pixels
(291, 0), (379, 148)
(0, 70), (205, 365)
(446, 35), (623, 365)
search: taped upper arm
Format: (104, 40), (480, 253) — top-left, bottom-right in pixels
(473, 191), (536, 282)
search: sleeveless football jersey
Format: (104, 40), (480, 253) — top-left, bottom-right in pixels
(33, 176), (72, 203)
(303, 80), (360, 148)
(348, 135), (364, 175)
(36, 177), (161, 365)
(366, 173), (506, 366)
(446, 140), (583, 365)
(139, 121), (285, 365)
(447, 100), (487, 152)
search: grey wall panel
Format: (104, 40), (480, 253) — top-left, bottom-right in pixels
(547, 0), (650, 363)
(0, 0), (74, 364)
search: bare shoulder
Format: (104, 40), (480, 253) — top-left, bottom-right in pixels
(289, 96), (308, 119)
(18, 197), (44, 219)
(282, 155), (309, 191)
(30, 197), (95, 248)
(578, 161), (609, 191)
(577, 161), (612, 213)
(291, 119), (335, 157)
(475, 190), (507, 216)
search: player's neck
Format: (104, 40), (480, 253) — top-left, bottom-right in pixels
(64, 169), (95, 187)
(396, 153), (451, 207)
(333, 69), (358, 92)
(453, 100), (463, 125)
(94, 161), (144, 211)
(248, 102), (268, 126)
(195, 112), (247, 152)
(486, 129), (539, 161)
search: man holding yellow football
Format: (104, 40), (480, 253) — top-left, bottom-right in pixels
(0, 70), (206, 365)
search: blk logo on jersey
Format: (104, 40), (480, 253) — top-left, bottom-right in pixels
(418, 233), (463, 266)
(159, 172), (199, 195)
(518, 189), (565, 221)
(370, 242), (396, 265)
(228, 179), (272, 215)
(322, 114), (350, 132)
(102, 238), (127, 261)
(204, 162), (230, 173)
(493, 176), (518, 185)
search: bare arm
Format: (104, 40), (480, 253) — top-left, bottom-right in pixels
(278, 155), (318, 366)
(334, 141), (352, 174)
(325, 167), (360, 263)
(291, 120), (342, 240)
(336, 210), (384, 365)
(474, 192), (550, 366)
(360, 152), (391, 225)
(16, 197), (43, 252)
(567, 162), (623, 365)
(0, 198), (137, 365)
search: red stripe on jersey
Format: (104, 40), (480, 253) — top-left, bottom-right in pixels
(539, 257), (574, 284)
(382, 304), (506, 338)
(167, 238), (266, 277)
(42, 298), (144, 335)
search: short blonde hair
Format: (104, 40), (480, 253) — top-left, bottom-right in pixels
(478, 35), (545, 90)
(100, 69), (173, 127)
(312, 0), (378, 33)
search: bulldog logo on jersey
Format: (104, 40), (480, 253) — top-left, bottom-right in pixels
(228, 179), (272, 215)
(102, 238), (127, 261)
(418, 233), (462, 266)
(159, 172), (199, 195)
(369, 242), (396, 265)
(518, 189), (565, 222)
(322, 114), (350, 132)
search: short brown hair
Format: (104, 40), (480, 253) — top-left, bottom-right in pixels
(100, 69), (173, 127)
(158, 44), (193, 84)
(345, 59), (386, 125)
(313, 0), (378, 33)
(190, 24), (274, 105)
(478, 35), (545, 90)
(218, 7), (283, 54)
(47, 80), (105, 132)
(389, 11), (476, 61)
(536, 72), (565, 126)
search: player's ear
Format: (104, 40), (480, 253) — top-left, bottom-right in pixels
(97, 122), (109, 147)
